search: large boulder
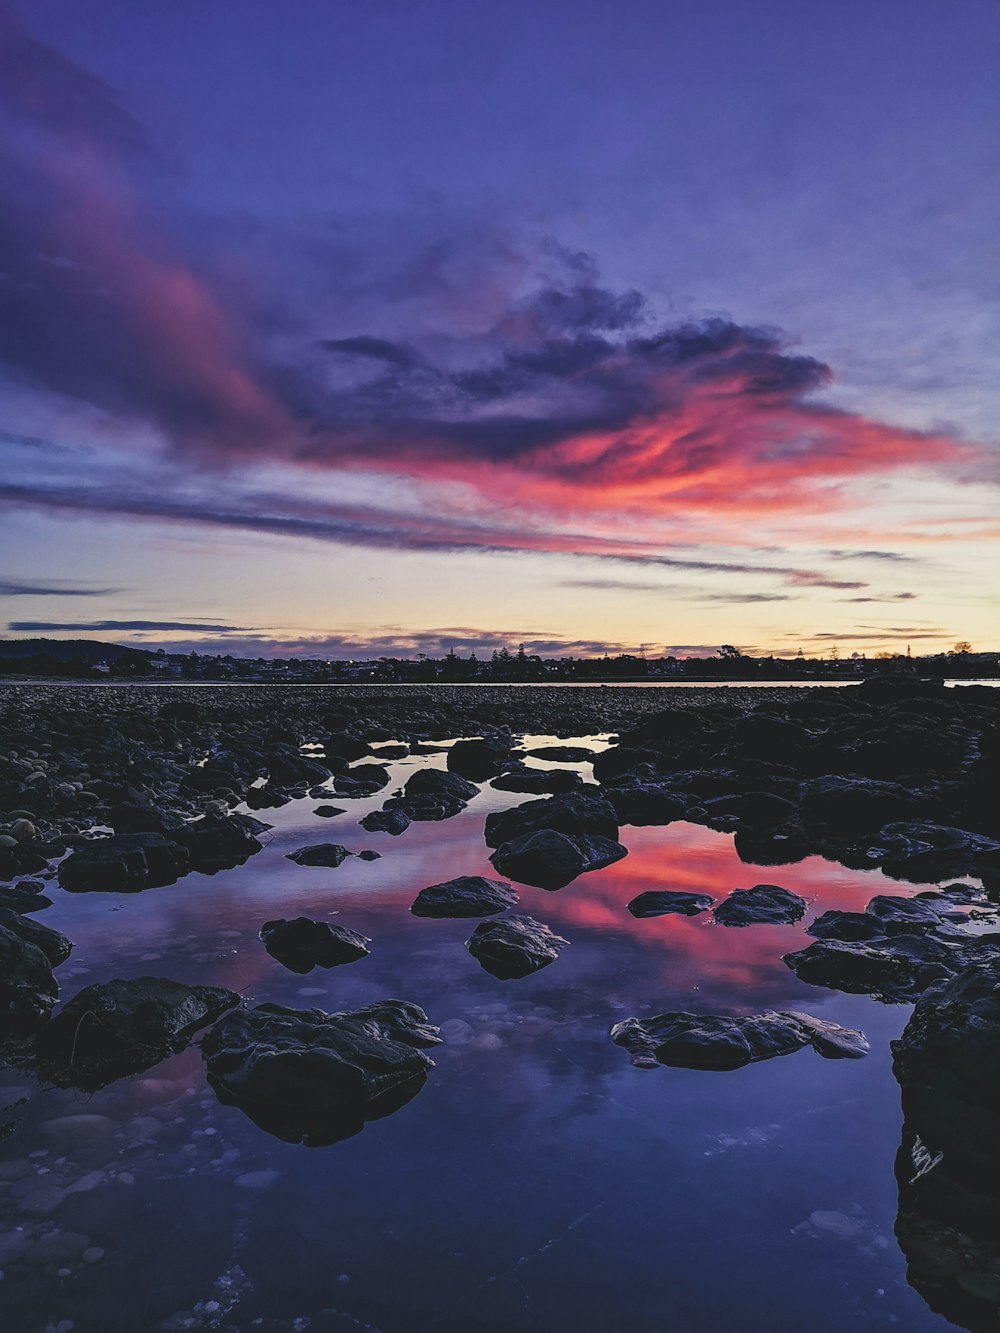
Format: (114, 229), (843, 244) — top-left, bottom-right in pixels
(0, 909), (71, 966)
(783, 935), (961, 1003)
(611, 1009), (868, 1071)
(0, 924), (59, 1037)
(174, 813), (267, 873)
(411, 876), (518, 918)
(714, 884), (807, 927)
(492, 766), (584, 795)
(605, 785), (687, 827)
(58, 833), (190, 892)
(36, 977), (239, 1090)
(466, 914), (568, 979)
(360, 806), (412, 835)
(490, 829), (627, 890)
(447, 738), (516, 781)
(484, 792), (619, 849)
(202, 1000), (441, 1145)
(260, 917), (371, 973)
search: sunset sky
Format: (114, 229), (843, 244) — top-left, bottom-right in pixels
(0, 0), (997, 659)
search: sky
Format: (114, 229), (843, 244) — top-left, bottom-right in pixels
(0, 0), (997, 660)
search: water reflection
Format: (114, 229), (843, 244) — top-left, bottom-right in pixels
(0, 737), (982, 1331)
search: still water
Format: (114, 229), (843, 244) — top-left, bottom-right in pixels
(0, 738), (977, 1332)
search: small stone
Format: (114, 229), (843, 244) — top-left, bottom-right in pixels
(234, 1169), (279, 1191)
(19, 1184), (67, 1216)
(82, 1247), (105, 1264)
(65, 1170), (106, 1195)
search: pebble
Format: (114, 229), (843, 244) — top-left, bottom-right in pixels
(234, 1169), (279, 1191)
(65, 1170), (106, 1195)
(19, 1184), (67, 1217)
(82, 1247), (105, 1264)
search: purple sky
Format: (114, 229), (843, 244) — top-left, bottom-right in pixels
(1, 1), (997, 658)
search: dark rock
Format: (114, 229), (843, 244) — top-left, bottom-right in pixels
(404, 768), (478, 802)
(703, 791), (800, 828)
(807, 910), (895, 942)
(592, 745), (661, 784)
(872, 823), (1000, 884)
(58, 832), (190, 893)
(627, 890), (714, 918)
(325, 732), (371, 762)
(714, 884), (807, 927)
(866, 894), (947, 930)
(732, 823), (811, 866)
(783, 935), (959, 1003)
(0, 924), (58, 1036)
(491, 766), (584, 795)
(357, 850), (381, 861)
(174, 813), (266, 873)
(611, 1009), (868, 1070)
(484, 791), (619, 849)
(466, 914), (568, 979)
(264, 747), (331, 786)
(360, 806), (412, 836)
(0, 881), (53, 914)
(107, 802), (181, 836)
(606, 784), (686, 827)
(447, 738), (515, 780)
(490, 829), (627, 890)
(0, 909), (71, 965)
(314, 805), (345, 818)
(36, 977), (239, 1090)
(201, 999), (441, 1145)
(526, 746), (595, 763)
(799, 776), (920, 831)
(333, 764), (391, 796)
(411, 876), (518, 918)
(260, 917), (371, 973)
(286, 843), (352, 867)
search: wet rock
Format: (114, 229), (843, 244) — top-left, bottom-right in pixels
(799, 776), (920, 831)
(871, 823), (1000, 884)
(333, 764), (391, 797)
(0, 924), (59, 1036)
(264, 746), (331, 786)
(286, 843), (351, 867)
(411, 876), (518, 918)
(0, 910), (71, 966)
(404, 768), (479, 802)
(591, 745), (662, 784)
(447, 738), (515, 780)
(526, 745), (595, 763)
(807, 910), (893, 942)
(174, 813), (266, 873)
(360, 806), (411, 835)
(605, 784), (687, 827)
(38, 1114), (114, 1156)
(58, 832), (189, 892)
(714, 884), (807, 927)
(703, 791), (800, 828)
(260, 917), (371, 973)
(466, 914), (569, 979)
(202, 999), (441, 1145)
(865, 894), (949, 930)
(783, 935), (959, 1003)
(0, 883), (53, 914)
(35, 977), (239, 1091)
(627, 890), (714, 918)
(357, 849), (381, 861)
(489, 829), (627, 890)
(611, 1009), (869, 1071)
(491, 766), (584, 795)
(484, 791), (619, 849)
(314, 805), (345, 818)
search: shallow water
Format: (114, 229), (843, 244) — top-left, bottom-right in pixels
(0, 737), (979, 1332)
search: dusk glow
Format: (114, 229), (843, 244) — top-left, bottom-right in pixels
(1, 1), (997, 658)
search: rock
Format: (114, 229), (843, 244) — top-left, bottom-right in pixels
(25, 1230), (90, 1263)
(360, 806), (411, 836)
(605, 784), (687, 827)
(489, 829), (627, 890)
(235, 1169), (279, 1190)
(0, 885), (53, 914)
(333, 764), (391, 797)
(58, 832), (189, 892)
(491, 767), (584, 795)
(0, 925), (59, 1036)
(19, 1183), (68, 1216)
(260, 917), (371, 973)
(357, 849), (380, 861)
(526, 746), (595, 763)
(703, 791), (800, 828)
(38, 1114), (114, 1156)
(404, 768), (478, 802)
(484, 792), (620, 849)
(325, 732), (371, 762)
(610, 1009), (869, 1071)
(286, 843), (351, 867)
(35, 977), (239, 1090)
(806, 910), (891, 942)
(0, 910), (71, 966)
(783, 935), (959, 1003)
(872, 822), (1000, 884)
(466, 915), (569, 979)
(627, 891), (714, 918)
(799, 776), (920, 831)
(411, 876), (518, 918)
(174, 813), (267, 873)
(591, 745), (661, 783)
(714, 884), (807, 927)
(202, 999), (441, 1145)
(314, 805), (345, 818)
(447, 738), (514, 780)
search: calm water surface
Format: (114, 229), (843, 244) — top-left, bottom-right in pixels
(0, 737), (978, 1332)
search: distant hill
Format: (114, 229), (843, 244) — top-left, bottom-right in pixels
(0, 638), (152, 664)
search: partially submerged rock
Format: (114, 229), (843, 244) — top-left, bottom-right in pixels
(286, 843), (352, 867)
(605, 784), (686, 827)
(627, 890), (714, 918)
(783, 935), (960, 1004)
(466, 914), (569, 979)
(411, 875), (518, 918)
(490, 828), (627, 890)
(484, 792), (619, 849)
(260, 917), (371, 973)
(58, 832), (190, 892)
(447, 737), (516, 780)
(36, 977), (239, 1090)
(714, 884), (807, 927)
(360, 806), (412, 836)
(611, 1009), (869, 1071)
(174, 812), (267, 873)
(491, 766), (584, 795)
(0, 921), (61, 1037)
(202, 1000), (441, 1145)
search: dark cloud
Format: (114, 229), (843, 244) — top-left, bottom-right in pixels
(838, 592), (917, 603)
(318, 336), (424, 369)
(8, 620), (250, 633)
(0, 578), (118, 597)
(562, 580), (792, 603)
(824, 549), (915, 563)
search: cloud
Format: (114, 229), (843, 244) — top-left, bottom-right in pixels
(0, 9), (987, 539)
(0, 578), (118, 597)
(8, 619), (250, 633)
(562, 580), (792, 603)
(838, 592), (917, 603)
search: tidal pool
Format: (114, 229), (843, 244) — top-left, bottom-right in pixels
(0, 737), (980, 1332)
